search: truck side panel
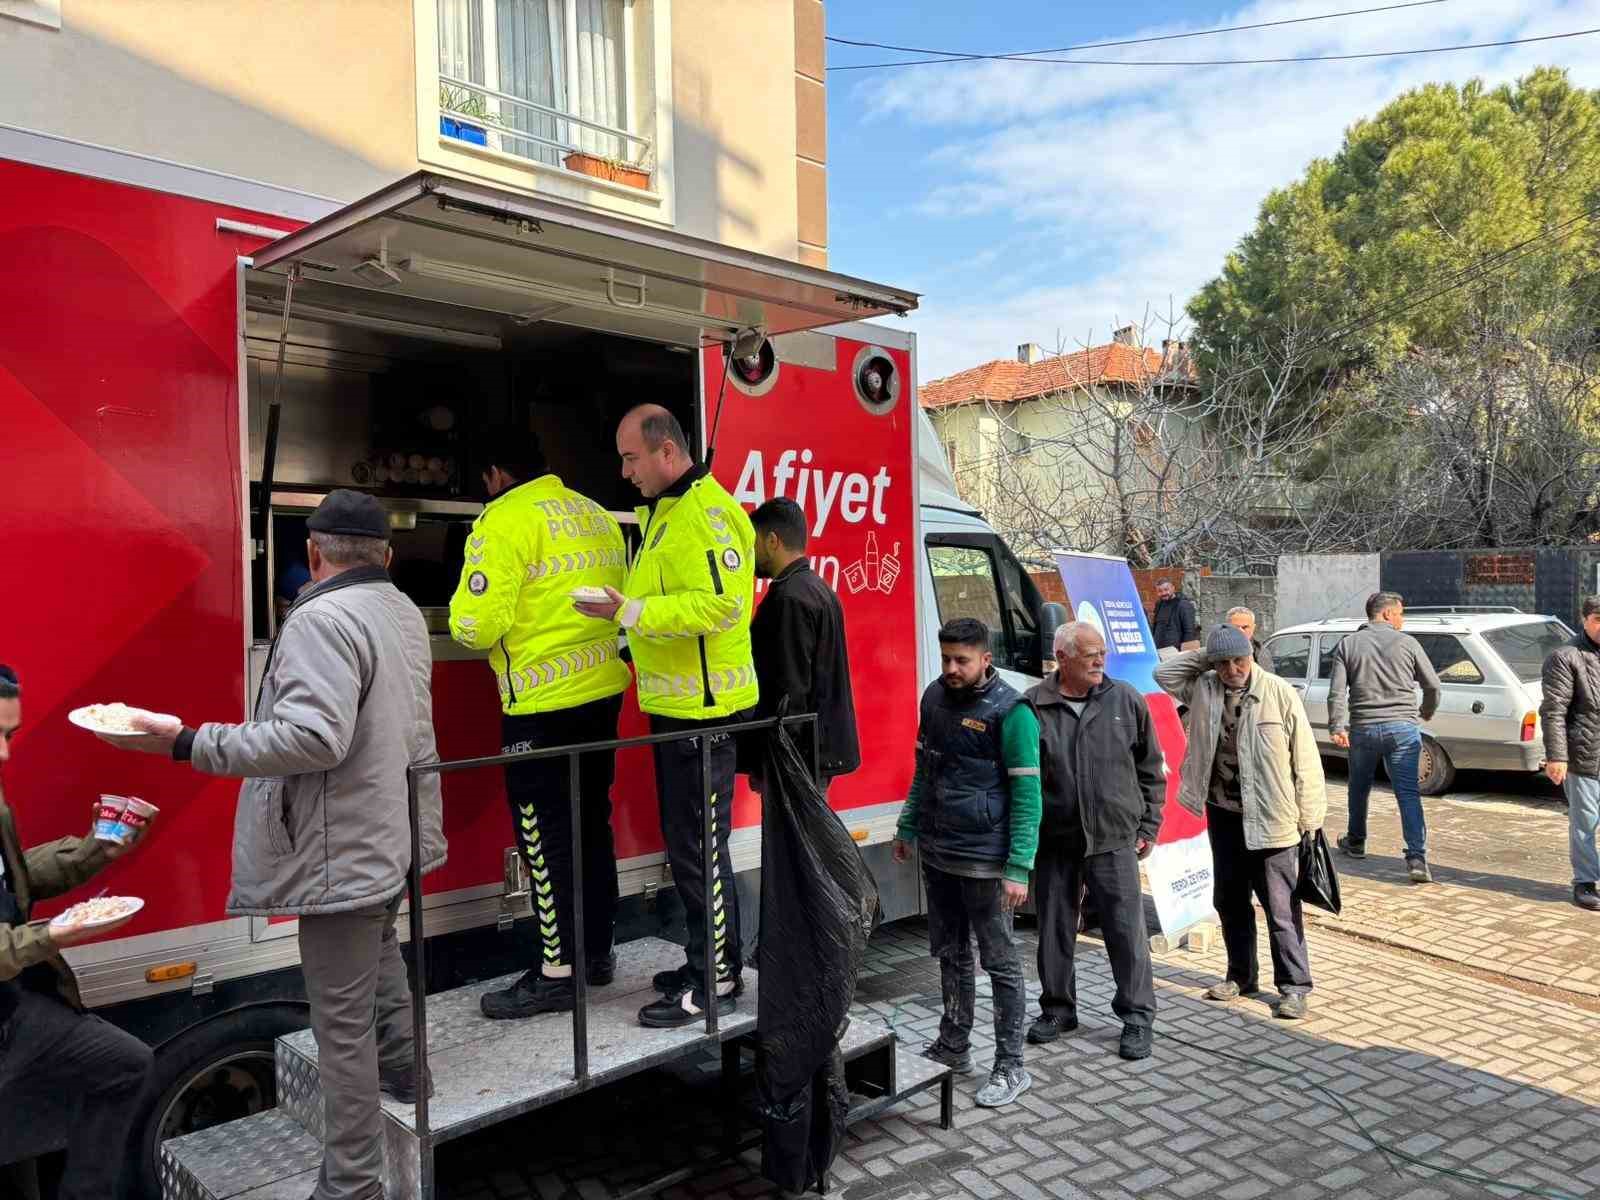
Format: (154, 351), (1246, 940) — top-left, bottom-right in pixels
(0, 158), (283, 931)
(708, 336), (919, 827)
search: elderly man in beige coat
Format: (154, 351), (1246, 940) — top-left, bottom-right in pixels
(1155, 623), (1326, 1020)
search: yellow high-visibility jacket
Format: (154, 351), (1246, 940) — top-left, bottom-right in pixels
(448, 475), (630, 715)
(621, 469), (758, 720)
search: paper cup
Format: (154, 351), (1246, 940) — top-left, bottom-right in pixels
(93, 794), (131, 844)
(115, 797), (159, 842)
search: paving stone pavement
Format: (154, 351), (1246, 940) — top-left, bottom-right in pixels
(436, 910), (1600, 1200)
(1311, 768), (1600, 996)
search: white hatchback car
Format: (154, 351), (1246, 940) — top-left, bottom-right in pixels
(1263, 608), (1573, 795)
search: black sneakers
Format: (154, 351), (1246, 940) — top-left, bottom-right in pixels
(588, 953), (618, 986)
(378, 1063), (434, 1104)
(480, 971), (574, 1019)
(1025, 1014), (1078, 1044)
(1575, 883), (1600, 912)
(919, 1039), (976, 1075)
(652, 963), (745, 997)
(638, 986), (737, 1028)
(1337, 835), (1366, 859)
(1406, 856), (1433, 884)
(1118, 1025), (1153, 1061)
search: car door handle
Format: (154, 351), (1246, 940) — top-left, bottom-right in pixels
(1471, 700), (1485, 714)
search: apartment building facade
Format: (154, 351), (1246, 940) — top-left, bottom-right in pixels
(0, 0), (828, 262)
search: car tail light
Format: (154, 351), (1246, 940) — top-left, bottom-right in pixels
(1521, 711), (1537, 742)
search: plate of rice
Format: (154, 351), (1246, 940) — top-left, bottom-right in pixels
(49, 895), (145, 931)
(68, 703), (178, 742)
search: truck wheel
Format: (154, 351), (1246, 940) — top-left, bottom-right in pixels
(130, 1004), (307, 1200)
(1417, 736), (1455, 796)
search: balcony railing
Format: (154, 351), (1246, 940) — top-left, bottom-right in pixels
(439, 74), (651, 174)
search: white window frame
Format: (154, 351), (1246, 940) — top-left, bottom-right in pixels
(0, 0), (62, 30)
(416, 0), (674, 224)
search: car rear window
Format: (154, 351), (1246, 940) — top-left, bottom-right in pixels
(1481, 620), (1573, 682)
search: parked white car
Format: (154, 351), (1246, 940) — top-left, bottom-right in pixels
(1264, 608), (1573, 794)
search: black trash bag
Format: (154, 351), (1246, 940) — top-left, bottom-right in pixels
(756, 708), (881, 1194)
(1295, 829), (1342, 915)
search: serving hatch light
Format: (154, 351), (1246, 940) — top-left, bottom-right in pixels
(246, 298), (502, 351)
(402, 253), (559, 297)
(399, 253), (734, 339)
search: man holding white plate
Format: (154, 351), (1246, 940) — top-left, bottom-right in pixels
(111, 490), (448, 1200)
(0, 662), (156, 1200)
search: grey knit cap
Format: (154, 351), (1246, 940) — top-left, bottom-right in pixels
(1205, 623), (1253, 662)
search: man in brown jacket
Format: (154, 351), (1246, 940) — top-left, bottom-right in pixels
(0, 663), (155, 1199)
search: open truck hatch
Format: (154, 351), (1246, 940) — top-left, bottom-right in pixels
(248, 172), (919, 345)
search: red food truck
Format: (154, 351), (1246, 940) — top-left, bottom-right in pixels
(0, 154), (1060, 1195)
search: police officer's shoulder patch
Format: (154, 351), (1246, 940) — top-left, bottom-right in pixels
(468, 570), (489, 596)
(722, 547), (741, 571)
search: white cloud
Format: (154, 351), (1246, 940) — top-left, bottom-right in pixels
(849, 0), (1600, 381)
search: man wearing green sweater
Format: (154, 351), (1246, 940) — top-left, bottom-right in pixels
(893, 618), (1041, 1107)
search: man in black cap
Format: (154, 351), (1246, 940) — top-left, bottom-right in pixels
(116, 489), (448, 1200)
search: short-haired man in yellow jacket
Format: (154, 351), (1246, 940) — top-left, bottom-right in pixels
(576, 404), (758, 1028)
(450, 432), (630, 1021)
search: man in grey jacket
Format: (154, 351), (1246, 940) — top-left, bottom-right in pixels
(1156, 626), (1326, 1019)
(1328, 592), (1441, 883)
(121, 490), (447, 1200)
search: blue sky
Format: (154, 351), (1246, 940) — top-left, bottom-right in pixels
(824, 0), (1600, 382)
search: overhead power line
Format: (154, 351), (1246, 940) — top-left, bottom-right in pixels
(1315, 207), (1600, 350)
(828, 0), (1453, 69)
(830, 26), (1600, 72)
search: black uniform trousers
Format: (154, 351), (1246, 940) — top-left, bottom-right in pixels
(0, 989), (153, 1200)
(650, 711), (752, 988)
(1034, 839), (1157, 1028)
(501, 693), (624, 972)
(1206, 804), (1312, 995)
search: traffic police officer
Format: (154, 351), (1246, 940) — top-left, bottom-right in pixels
(450, 432), (631, 1019)
(576, 404), (757, 1028)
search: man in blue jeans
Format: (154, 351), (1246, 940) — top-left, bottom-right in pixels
(1328, 592), (1441, 883)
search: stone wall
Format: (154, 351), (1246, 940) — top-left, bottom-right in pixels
(1186, 573), (1279, 639)
(1277, 553), (1380, 628)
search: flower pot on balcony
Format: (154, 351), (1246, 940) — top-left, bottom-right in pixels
(441, 116), (488, 146)
(563, 151), (650, 190)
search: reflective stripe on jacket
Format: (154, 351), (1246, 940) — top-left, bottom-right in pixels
(448, 476), (631, 716)
(625, 472), (758, 719)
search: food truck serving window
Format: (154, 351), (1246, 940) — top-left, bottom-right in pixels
(247, 171), (918, 346)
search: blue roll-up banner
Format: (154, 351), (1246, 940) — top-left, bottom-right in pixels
(1051, 552), (1215, 938)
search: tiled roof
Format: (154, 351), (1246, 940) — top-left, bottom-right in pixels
(920, 342), (1191, 410)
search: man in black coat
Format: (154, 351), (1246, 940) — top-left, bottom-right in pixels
(743, 498), (861, 789)
(1151, 578), (1200, 659)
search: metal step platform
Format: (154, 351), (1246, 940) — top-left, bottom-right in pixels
(160, 937), (951, 1200)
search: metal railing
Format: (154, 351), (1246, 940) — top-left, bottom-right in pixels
(438, 73), (652, 169)
(400, 710), (820, 1163)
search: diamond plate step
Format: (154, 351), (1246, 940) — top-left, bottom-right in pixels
(264, 937), (762, 1198)
(160, 1108), (320, 1200)
(164, 937), (923, 1200)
